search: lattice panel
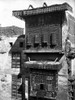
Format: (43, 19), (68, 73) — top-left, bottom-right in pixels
(12, 74), (22, 100)
(12, 53), (21, 68)
(30, 71), (57, 98)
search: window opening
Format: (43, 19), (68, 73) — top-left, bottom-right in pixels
(40, 84), (44, 90)
(50, 34), (56, 48)
(20, 42), (23, 48)
(10, 42), (13, 47)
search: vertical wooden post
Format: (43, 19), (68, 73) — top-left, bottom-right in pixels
(21, 52), (28, 100)
(56, 71), (58, 99)
(22, 75), (25, 100)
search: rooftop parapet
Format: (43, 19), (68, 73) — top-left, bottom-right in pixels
(13, 2), (72, 20)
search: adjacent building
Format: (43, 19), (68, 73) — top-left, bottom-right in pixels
(10, 35), (25, 100)
(0, 26), (24, 100)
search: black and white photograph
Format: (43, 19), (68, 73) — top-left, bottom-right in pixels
(0, 0), (75, 100)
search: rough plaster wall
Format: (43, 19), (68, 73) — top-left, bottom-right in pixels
(62, 11), (75, 49)
(58, 55), (68, 84)
(0, 36), (18, 100)
(71, 58), (75, 75)
(62, 21), (68, 51)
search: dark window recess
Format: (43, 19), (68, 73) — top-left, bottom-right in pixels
(20, 42), (23, 48)
(10, 42), (13, 47)
(50, 33), (57, 48)
(42, 42), (47, 47)
(40, 84), (44, 90)
(18, 84), (22, 94)
(26, 34), (32, 49)
(34, 34), (40, 47)
(52, 33), (57, 45)
(0, 37), (2, 41)
(42, 33), (48, 47)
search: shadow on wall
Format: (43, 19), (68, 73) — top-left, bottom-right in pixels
(57, 84), (68, 100)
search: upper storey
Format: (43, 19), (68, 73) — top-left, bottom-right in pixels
(13, 3), (72, 19)
(13, 3), (73, 53)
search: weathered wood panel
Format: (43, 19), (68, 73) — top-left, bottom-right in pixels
(11, 74), (22, 100)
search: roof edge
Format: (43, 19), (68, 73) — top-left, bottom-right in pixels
(13, 2), (72, 20)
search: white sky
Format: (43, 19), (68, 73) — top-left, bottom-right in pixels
(0, 0), (75, 28)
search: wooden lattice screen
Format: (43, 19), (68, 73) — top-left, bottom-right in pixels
(12, 74), (22, 100)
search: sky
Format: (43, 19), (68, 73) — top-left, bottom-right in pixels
(0, 0), (75, 28)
